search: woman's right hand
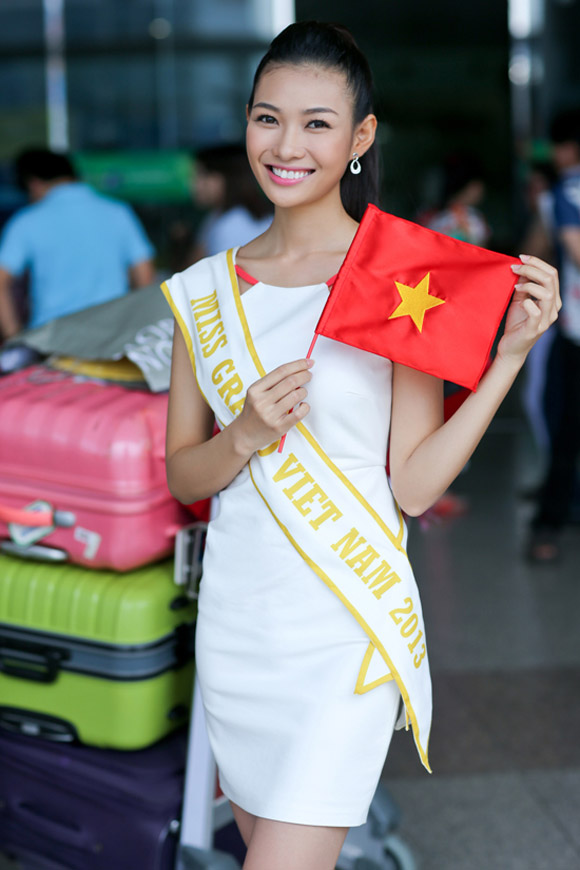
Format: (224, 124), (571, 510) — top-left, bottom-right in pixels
(232, 358), (314, 456)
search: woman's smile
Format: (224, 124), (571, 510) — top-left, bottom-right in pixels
(266, 164), (315, 185)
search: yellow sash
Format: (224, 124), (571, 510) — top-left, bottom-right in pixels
(162, 249), (432, 771)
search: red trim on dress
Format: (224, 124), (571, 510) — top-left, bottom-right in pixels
(234, 264), (259, 286)
(235, 263), (337, 288)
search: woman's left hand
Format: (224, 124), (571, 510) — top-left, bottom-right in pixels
(497, 254), (561, 365)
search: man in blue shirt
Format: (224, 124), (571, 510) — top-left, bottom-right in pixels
(0, 149), (155, 339)
(529, 109), (580, 561)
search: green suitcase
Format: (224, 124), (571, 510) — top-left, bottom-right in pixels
(0, 554), (196, 749)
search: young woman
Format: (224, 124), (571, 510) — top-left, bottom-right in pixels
(163, 22), (560, 870)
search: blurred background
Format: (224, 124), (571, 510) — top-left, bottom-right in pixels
(1, 0), (578, 260)
(1, 2), (580, 870)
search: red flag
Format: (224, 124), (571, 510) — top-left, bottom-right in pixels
(315, 205), (520, 391)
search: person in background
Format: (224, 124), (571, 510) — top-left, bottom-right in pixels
(528, 109), (580, 561)
(0, 148), (155, 339)
(419, 152), (491, 521)
(520, 160), (557, 264)
(426, 151), (491, 246)
(192, 142), (273, 261)
(519, 161), (557, 465)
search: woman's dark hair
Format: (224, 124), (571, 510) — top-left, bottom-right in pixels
(14, 148), (77, 192)
(248, 21), (379, 222)
(196, 142), (272, 219)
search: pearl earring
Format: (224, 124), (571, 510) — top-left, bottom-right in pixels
(350, 152), (361, 175)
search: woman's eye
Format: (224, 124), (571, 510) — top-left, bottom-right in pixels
(256, 114), (277, 124)
(307, 119), (330, 129)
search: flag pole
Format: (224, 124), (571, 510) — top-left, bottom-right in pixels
(305, 333), (319, 360)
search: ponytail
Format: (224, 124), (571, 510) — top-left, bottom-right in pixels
(248, 21), (380, 222)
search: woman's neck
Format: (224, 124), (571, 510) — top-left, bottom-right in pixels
(261, 189), (358, 258)
(235, 186), (360, 287)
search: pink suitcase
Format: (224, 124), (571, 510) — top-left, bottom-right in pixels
(0, 367), (192, 571)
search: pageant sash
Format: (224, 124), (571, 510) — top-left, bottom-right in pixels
(161, 249), (432, 771)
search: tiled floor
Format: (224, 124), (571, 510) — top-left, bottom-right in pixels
(382, 421), (580, 870)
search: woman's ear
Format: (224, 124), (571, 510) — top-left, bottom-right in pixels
(353, 114), (378, 158)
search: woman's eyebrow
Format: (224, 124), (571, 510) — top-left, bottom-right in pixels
(252, 102), (338, 116)
(253, 102), (280, 112)
(303, 107), (338, 115)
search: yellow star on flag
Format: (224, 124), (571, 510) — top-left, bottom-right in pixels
(388, 272), (446, 332)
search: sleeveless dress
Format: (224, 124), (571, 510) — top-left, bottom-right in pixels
(191, 249), (403, 828)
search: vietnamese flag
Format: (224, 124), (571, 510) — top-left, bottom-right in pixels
(315, 204), (520, 391)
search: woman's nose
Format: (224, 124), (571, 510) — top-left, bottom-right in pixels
(272, 125), (306, 162)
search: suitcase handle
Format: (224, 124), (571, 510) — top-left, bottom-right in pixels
(15, 800), (92, 849)
(0, 635), (68, 683)
(0, 502), (75, 528)
(0, 503), (54, 526)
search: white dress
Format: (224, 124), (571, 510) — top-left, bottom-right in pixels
(194, 261), (402, 827)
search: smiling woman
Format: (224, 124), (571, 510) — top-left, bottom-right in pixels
(161, 19), (559, 870)
(245, 25), (379, 225)
(246, 67), (362, 206)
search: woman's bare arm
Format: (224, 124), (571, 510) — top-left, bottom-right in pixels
(389, 355), (522, 515)
(389, 255), (561, 516)
(165, 324), (313, 503)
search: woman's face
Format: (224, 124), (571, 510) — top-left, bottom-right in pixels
(246, 63), (361, 209)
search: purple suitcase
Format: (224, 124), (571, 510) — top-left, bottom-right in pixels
(0, 727), (187, 869)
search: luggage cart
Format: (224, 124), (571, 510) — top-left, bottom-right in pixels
(174, 523), (241, 870)
(174, 524), (416, 870)
(336, 784), (416, 870)
(176, 676), (241, 870)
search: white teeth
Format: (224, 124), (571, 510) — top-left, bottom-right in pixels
(271, 167), (311, 179)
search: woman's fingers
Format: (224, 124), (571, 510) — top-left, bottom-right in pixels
(512, 256), (561, 338)
(514, 281), (559, 321)
(266, 368), (312, 406)
(514, 256), (561, 309)
(256, 358), (314, 392)
(513, 281), (551, 301)
(251, 359), (312, 411)
(518, 254), (559, 282)
(240, 358), (314, 447)
(246, 365), (311, 415)
(510, 291), (557, 341)
(521, 296), (543, 323)
(512, 265), (558, 295)
(284, 400), (310, 427)
(518, 253), (558, 273)
(273, 385), (309, 419)
(494, 255), (559, 364)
